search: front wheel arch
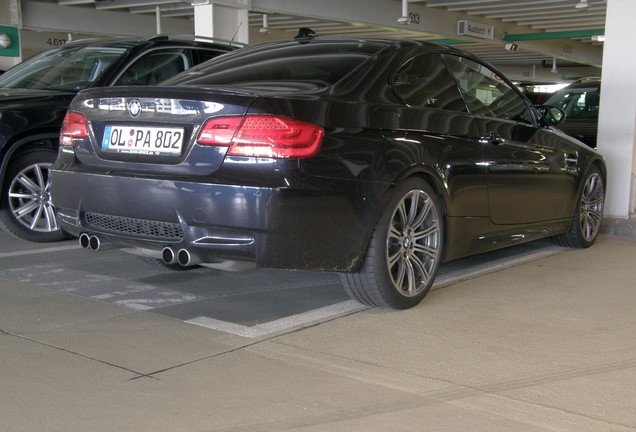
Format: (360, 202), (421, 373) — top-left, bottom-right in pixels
(0, 148), (66, 242)
(1, 135), (59, 192)
(553, 163), (605, 248)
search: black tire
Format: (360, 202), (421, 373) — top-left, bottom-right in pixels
(137, 255), (198, 271)
(0, 150), (66, 242)
(341, 178), (445, 309)
(553, 165), (604, 248)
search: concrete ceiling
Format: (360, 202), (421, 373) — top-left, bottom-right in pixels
(23, 0), (608, 80)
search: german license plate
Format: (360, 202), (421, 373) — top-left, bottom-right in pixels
(102, 125), (184, 155)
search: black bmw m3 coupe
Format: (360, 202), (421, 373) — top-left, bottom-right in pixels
(51, 35), (606, 309)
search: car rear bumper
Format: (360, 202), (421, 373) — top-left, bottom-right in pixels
(51, 169), (381, 272)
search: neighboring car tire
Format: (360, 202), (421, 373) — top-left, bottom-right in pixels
(0, 150), (66, 242)
(341, 178), (444, 309)
(553, 165), (605, 248)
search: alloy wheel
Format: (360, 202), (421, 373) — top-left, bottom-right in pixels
(8, 162), (59, 233)
(579, 172), (604, 242)
(386, 189), (441, 298)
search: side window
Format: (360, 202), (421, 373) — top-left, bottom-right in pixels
(393, 53), (467, 111)
(442, 54), (533, 123)
(546, 92), (574, 111)
(570, 91), (600, 119)
(115, 48), (193, 86)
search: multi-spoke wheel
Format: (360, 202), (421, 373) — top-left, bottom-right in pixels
(554, 165), (604, 248)
(341, 178), (444, 309)
(0, 150), (66, 242)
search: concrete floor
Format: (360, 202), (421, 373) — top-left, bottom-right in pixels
(1, 232), (635, 431)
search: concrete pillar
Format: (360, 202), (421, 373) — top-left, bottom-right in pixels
(596, 0), (636, 218)
(194, 1), (249, 43)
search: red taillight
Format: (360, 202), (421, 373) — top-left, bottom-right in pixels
(197, 115), (324, 158)
(60, 111), (89, 146)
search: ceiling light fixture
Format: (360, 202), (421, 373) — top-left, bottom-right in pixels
(575, 0), (590, 10)
(259, 14), (270, 34)
(0, 33), (11, 49)
(398, 0), (410, 24)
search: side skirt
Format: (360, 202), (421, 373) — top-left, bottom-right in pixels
(444, 216), (571, 262)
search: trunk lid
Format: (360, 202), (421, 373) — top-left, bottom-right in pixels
(70, 86), (259, 176)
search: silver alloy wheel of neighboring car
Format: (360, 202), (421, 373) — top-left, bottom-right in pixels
(580, 171), (604, 242)
(8, 161), (59, 233)
(386, 188), (441, 297)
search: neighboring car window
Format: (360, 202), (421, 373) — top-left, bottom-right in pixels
(0, 46), (127, 91)
(393, 53), (467, 111)
(196, 48), (231, 63)
(164, 41), (386, 90)
(544, 89), (600, 119)
(442, 54), (533, 123)
(115, 48), (194, 86)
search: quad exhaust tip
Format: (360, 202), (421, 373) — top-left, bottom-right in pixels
(79, 233), (91, 249)
(177, 249), (201, 267)
(78, 233), (115, 252)
(89, 235), (101, 251)
(161, 247), (178, 265)
(162, 246), (200, 267)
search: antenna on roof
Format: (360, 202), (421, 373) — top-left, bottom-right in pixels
(231, 21), (243, 43)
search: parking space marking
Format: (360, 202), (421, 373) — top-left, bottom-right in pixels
(0, 235), (569, 339)
(186, 300), (366, 338)
(0, 244), (80, 258)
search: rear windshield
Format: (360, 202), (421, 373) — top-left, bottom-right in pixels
(0, 45), (127, 91)
(163, 40), (386, 90)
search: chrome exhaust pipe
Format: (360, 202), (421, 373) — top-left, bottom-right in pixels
(79, 233), (91, 249)
(81, 235), (119, 252)
(177, 249), (201, 267)
(89, 235), (102, 251)
(162, 247), (178, 265)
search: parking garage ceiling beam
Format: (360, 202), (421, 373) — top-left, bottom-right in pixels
(427, 0), (567, 12)
(251, 0), (603, 67)
(22, 0), (192, 36)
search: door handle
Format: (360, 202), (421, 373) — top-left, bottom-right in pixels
(479, 132), (505, 145)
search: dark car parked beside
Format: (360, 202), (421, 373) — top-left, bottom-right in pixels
(543, 77), (601, 148)
(0, 35), (238, 242)
(51, 36), (606, 309)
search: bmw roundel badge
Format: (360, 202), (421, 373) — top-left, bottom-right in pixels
(128, 99), (142, 118)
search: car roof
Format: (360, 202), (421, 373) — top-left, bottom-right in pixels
(61, 34), (243, 51)
(563, 77), (601, 90)
(244, 34), (463, 52)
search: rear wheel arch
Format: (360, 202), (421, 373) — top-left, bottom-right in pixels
(394, 170), (450, 247)
(342, 172), (448, 309)
(360, 170), (449, 263)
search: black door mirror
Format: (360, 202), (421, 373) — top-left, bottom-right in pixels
(536, 105), (566, 126)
